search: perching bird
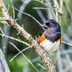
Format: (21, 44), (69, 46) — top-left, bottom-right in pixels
(37, 19), (62, 52)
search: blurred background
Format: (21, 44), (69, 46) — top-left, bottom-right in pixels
(0, 0), (72, 72)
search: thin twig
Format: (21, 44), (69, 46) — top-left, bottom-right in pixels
(62, 41), (72, 47)
(9, 42), (39, 72)
(10, 46), (31, 62)
(34, 0), (61, 14)
(0, 0), (56, 71)
(0, 49), (10, 72)
(14, 7), (44, 30)
(0, 17), (56, 72)
(0, 0), (9, 18)
(0, 0), (11, 54)
(37, 63), (46, 70)
(0, 33), (30, 46)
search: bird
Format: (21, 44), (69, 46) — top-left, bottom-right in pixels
(37, 19), (62, 52)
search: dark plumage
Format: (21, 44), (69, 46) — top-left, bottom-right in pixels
(43, 19), (61, 42)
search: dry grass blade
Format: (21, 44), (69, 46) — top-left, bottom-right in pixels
(9, 42), (39, 72)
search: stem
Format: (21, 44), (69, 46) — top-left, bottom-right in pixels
(0, 49), (10, 72)
(0, 0), (56, 72)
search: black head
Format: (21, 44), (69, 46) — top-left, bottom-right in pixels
(43, 19), (60, 29)
(43, 19), (61, 42)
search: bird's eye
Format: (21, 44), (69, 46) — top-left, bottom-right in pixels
(46, 22), (52, 27)
(46, 22), (50, 26)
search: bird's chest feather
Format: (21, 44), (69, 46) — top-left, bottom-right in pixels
(40, 39), (60, 52)
(37, 34), (61, 52)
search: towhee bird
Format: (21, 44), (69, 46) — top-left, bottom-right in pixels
(37, 19), (62, 52)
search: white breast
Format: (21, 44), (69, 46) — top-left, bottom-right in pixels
(40, 39), (60, 52)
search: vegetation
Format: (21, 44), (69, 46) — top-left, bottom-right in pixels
(0, 0), (72, 72)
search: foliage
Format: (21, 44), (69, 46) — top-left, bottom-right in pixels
(0, 0), (72, 72)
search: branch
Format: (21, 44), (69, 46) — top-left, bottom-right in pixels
(0, 0), (9, 18)
(9, 42), (39, 72)
(0, 49), (10, 72)
(0, 0), (56, 72)
(0, 17), (56, 72)
(0, 0), (10, 54)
